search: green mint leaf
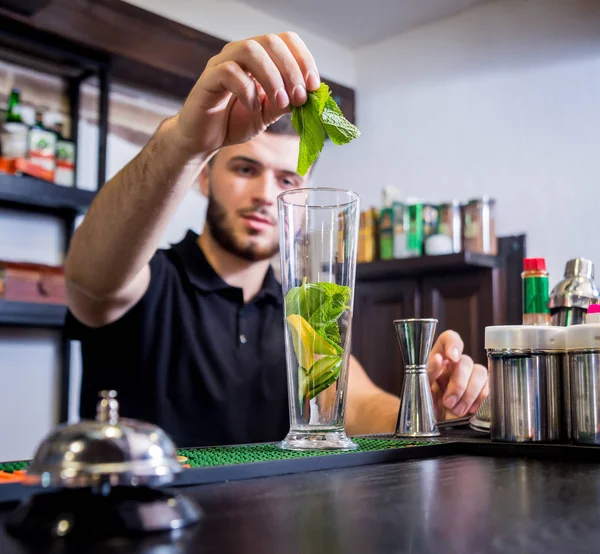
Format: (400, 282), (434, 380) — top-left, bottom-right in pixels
(285, 279), (351, 352)
(319, 320), (341, 347)
(285, 283), (326, 320)
(308, 293), (347, 346)
(321, 97), (360, 145)
(309, 82), (331, 113)
(307, 282), (351, 304)
(284, 286), (308, 320)
(291, 89), (326, 176)
(291, 82), (359, 175)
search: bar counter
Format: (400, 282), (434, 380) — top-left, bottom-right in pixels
(0, 429), (599, 554)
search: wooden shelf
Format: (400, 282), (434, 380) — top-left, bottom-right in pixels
(356, 251), (502, 281)
(0, 172), (95, 215)
(0, 300), (66, 328)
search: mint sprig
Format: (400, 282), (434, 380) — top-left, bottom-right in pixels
(285, 278), (352, 402)
(285, 279), (351, 350)
(290, 83), (360, 176)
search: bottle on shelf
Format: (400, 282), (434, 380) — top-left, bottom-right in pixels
(0, 87), (29, 174)
(54, 119), (75, 188)
(406, 198), (424, 258)
(358, 208), (378, 263)
(6, 88), (22, 123)
(522, 257), (551, 326)
(24, 107), (57, 182)
(378, 207), (394, 260)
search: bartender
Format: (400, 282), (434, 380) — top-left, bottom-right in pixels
(63, 32), (488, 447)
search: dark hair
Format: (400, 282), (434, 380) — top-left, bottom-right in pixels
(265, 112), (297, 136)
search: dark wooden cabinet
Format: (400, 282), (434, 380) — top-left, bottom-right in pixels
(421, 269), (504, 365)
(353, 279), (420, 395)
(351, 236), (524, 397)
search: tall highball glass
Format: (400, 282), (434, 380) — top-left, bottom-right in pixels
(277, 187), (359, 451)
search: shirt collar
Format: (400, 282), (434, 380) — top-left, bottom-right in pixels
(170, 230), (282, 305)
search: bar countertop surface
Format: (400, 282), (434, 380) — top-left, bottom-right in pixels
(1, 450), (599, 554)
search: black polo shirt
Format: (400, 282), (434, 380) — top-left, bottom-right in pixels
(65, 230), (289, 448)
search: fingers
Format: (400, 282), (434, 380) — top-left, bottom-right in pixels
(443, 357), (488, 417)
(427, 352), (446, 385)
(232, 39), (290, 109)
(278, 31), (321, 91)
(442, 355), (472, 412)
(429, 330), (464, 367)
(427, 330), (463, 384)
(470, 379), (489, 415)
(203, 61), (261, 113)
(254, 34), (307, 105)
(207, 32), (319, 111)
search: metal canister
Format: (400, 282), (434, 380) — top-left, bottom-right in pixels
(566, 322), (600, 445)
(422, 204), (439, 242)
(437, 200), (462, 253)
(406, 201), (423, 257)
(485, 325), (565, 443)
(462, 197), (497, 255)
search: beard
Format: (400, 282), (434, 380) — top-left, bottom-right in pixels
(205, 191), (279, 262)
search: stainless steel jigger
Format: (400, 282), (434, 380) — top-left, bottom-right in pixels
(394, 318), (440, 438)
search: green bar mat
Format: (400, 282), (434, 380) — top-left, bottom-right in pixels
(178, 437), (439, 468)
(0, 437), (438, 473)
(0, 461), (29, 474)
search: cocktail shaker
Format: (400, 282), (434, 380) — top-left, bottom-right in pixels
(486, 325), (565, 443)
(549, 258), (600, 326)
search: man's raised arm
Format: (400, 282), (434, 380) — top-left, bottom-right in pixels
(64, 32), (320, 327)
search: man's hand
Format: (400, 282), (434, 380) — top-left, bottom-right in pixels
(427, 331), (488, 420)
(173, 32), (320, 157)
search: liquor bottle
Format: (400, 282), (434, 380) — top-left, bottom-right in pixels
(1, 87), (28, 168)
(48, 114), (76, 187)
(358, 208), (378, 263)
(406, 198), (424, 257)
(522, 257), (551, 325)
(6, 88), (22, 123)
(27, 107), (57, 181)
(55, 136), (75, 187)
(379, 207), (394, 260)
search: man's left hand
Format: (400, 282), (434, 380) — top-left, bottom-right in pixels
(427, 331), (488, 420)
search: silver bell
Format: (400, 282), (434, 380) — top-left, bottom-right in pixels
(25, 390), (182, 489)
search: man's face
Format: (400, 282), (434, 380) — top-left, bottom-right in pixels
(200, 131), (307, 261)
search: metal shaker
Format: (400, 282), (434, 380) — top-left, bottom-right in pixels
(549, 258), (600, 326)
(486, 325), (565, 443)
(565, 315), (600, 445)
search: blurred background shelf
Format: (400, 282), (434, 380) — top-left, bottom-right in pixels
(356, 251), (501, 281)
(0, 172), (95, 215)
(0, 299), (66, 328)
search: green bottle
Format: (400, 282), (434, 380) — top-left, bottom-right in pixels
(5, 88), (22, 123)
(407, 201), (424, 257)
(522, 257), (551, 325)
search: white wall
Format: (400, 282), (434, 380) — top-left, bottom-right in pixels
(123, 0), (356, 89)
(337, 0), (600, 287)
